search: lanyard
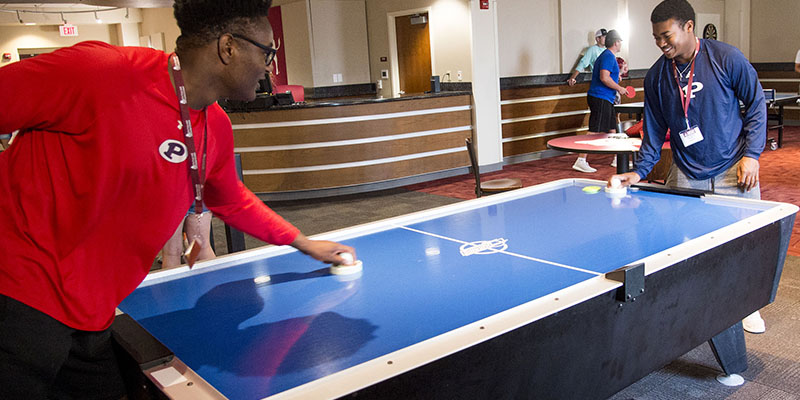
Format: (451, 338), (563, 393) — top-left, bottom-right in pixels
(169, 53), (207, 215)
(671, 38), (700, 129)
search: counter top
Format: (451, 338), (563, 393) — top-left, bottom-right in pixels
(222, 90), (471, 113)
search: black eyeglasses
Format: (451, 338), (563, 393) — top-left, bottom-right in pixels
(231, 33), (276, 65)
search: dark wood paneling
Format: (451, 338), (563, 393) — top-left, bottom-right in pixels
(758, 70), (800, 93)
(503, 131), (585, 156)
(758, 71), (800, 79)
(502, 97), (588, 119)
(502, 114), (590, 138)
(233, 110), (471, 147)
(228, 95), (470, 124)
(501, 84), (590, 100)
(240, 130), (470, 169)
(501, 79), (644, 101)
(762, 82), (800, 93)
(242, 152), (469, 192)
(501, 92), (646, 120)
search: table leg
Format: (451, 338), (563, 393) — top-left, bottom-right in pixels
(707, 322), (747, 375)
(778, 105), (784, 148)
(617, 153), (631, 174)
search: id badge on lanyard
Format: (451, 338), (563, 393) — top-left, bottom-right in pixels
(673, 38), (703, 148)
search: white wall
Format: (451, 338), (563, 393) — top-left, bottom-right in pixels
(281, 0), (314, 87)
(749, 0), (799, 62)
(310, 0), (371, 86)
(495, 0), (740, 77)
(724, 0), (749, 57)
(0, 24), (118, 65)
(427, 0), (472, 82)
(470, 0), (503, 166)
(139, 8), (180, 53)
(366, 0), (472, 96)
(626, 0), (663, 70)
(560, 0), (620, 73)
(496, 0), (560, 77)
(116, 23), (141, 46)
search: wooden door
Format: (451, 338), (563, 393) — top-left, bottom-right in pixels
(396, 13), (432, 94)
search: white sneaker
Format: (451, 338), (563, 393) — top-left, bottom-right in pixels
(572, 158), (597, 173)
(742, 311), (766, 334)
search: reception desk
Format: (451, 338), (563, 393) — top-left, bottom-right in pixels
(227, 92), (472, 200)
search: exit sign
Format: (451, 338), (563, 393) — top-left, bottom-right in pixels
(480, 0), (489, 9)
(59, 24), (78, 37)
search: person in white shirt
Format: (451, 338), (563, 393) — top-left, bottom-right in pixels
(566, 29), (608, 86)
(795, 49), (800, 74)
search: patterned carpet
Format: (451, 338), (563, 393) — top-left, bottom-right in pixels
(406, 126), (800, 256)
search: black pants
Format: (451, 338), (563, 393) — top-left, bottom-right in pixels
(0, 294), (126, 400)
(587, 95), (617, 133)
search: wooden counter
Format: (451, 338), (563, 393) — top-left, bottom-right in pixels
(227, 92), (473, 199)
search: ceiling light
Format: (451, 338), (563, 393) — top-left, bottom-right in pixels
(94, 11), (102, 24)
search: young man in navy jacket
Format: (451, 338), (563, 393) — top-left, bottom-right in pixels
(608, 0), (767, 332)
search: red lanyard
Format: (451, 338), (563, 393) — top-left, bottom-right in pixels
(169, 53), (207, 215)
(671, 38), (700, 129)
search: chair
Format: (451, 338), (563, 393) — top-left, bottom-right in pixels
(645, 146), (672, 184)
(465, 137), (522, 198)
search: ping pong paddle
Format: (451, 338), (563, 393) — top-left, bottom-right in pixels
(625, 86), (636, 98)
(185, 239), (202, 268)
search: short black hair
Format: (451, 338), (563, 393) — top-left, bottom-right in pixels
(174, 0), (273, 50)
(651, 0), (696, 28)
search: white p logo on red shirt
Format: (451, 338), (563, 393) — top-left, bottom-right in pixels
(159, 140), (187, 163)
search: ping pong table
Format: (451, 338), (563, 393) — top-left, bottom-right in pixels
(547, 133), (643, 174)
(115, 179), (797, 400)
(615, 92), (800, 149)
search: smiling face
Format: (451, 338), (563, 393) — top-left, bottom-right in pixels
(652, 18), (696, 64)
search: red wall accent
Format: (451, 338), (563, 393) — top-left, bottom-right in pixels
(268, 7), (288, 86)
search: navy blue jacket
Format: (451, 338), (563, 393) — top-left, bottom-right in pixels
(635, 38), (766, 180)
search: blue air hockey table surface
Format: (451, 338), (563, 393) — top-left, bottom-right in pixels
(116, 179), (798, 400)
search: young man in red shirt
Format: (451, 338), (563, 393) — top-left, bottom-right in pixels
(0, 0), (355, 397)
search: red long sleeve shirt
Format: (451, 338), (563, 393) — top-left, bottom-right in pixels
(0, 41), (300, 331)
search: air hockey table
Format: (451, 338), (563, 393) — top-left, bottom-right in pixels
(114, 179), (798, 400)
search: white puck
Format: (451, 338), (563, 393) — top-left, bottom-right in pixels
(253, 275), (271, 284)
(330, 260), (363, 275)
(339, 252), (354, 265)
